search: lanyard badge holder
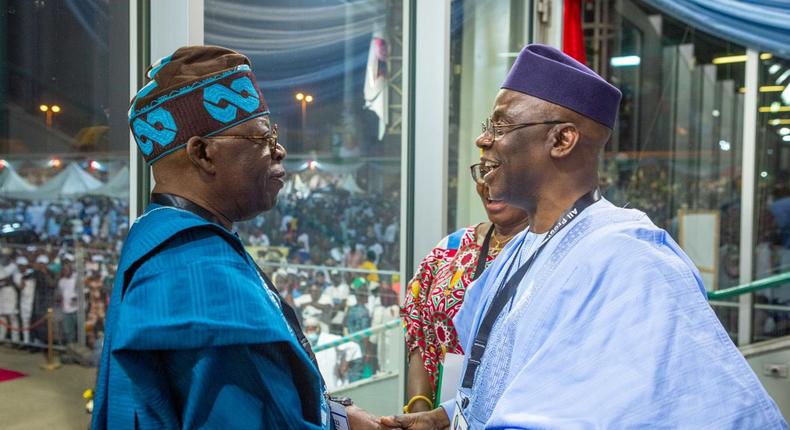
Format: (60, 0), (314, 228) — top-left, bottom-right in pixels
(454, 190), (600, 426)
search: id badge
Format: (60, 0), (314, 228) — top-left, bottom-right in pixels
(451, 393), (469, 430)
(328, 400), (350, 430)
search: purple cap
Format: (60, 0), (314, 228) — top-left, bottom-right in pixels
(501, 44), (622, 129)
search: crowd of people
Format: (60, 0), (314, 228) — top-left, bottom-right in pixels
(0, 184), (404, 386)
(0, 245), (113, 352)
(236, 181), (401, 270)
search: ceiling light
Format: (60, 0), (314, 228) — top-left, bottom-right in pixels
(777, 70), (790, 85)
(610, 56), (641, 67)
(759, 103), (790, 113)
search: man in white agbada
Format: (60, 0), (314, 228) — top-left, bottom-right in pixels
(13, 256), (36, 345)
(0, 251), (20, 342)
(304, 317), (361, 391)
(382, 44), (786, 429)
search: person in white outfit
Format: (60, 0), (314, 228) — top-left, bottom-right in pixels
(304, 317), (361, 391)
(0, 253), (20, 343)
(14, 257), (36, 345)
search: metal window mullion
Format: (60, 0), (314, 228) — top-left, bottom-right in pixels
(399, 0), (416, 411)
(412, 0), (450, 268)
(737, 49), (759, 346)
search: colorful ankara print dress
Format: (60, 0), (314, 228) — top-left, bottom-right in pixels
(400, 223), (498, 391)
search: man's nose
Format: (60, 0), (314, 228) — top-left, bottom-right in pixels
(475, 132), (493, 150)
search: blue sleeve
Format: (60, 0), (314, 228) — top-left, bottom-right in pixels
(162, 345), (323, 430)
(108, 229), (326, 429)
(112, 229), (297, 352)
(441, 399), (455, 422)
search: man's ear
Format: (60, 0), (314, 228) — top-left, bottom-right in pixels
(549, 123), (581, 159)
(185, 136), (217, 175)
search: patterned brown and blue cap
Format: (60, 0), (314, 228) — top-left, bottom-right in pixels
(128, 45), (269, 164)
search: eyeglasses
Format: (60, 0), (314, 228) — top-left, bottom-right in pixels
(207, 123), (279, 154)
(469, 163), (493, 184)
(480, 117), (564, 141)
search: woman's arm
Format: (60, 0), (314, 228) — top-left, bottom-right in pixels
(406, 349), (434, 413)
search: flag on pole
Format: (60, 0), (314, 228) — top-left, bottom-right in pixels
(364, 31), (389, 140)
(562, 0), (587, 64)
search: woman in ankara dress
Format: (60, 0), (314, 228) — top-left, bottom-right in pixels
(400, 172), (528, 414)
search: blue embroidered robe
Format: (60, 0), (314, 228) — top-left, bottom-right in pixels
(91, 205), (327, 430)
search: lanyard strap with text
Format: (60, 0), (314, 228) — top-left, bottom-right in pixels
(460, 189), (600, 390)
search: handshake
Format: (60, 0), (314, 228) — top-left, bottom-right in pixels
(348, 406), (450, 430)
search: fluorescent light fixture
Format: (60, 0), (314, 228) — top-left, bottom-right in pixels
(713, 54), (747, 64)
(780, 127), (790, 135)
(761, 171), (769, 178)
(759, 104), (790, 113)
(777, 70), (790, 85)
(497, 52), (520, 58)
(718, 140), (731, 151)
(713, 53), (772, 65)
(610, 56), (641, 67)
(783, 135), (790, 142)
(769, 119), (790, 125)
(769, 64), (782, 74)
(712, 109), (721, 117)
(738, 86), (785, 93)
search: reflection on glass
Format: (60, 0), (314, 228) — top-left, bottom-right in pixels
(447, 0), (530, 231)
(0, 0), (129, 356)
(204, 0), (404, 390)
(585, 0), (745, 341)
(753, 54), (790, 342)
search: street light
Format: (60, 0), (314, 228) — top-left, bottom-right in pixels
(39, 104), (62, 128)
(295, 92), (314, 144)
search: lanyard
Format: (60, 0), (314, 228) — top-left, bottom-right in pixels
(472, 224), (495, 281)
(460, 189), (601, 390)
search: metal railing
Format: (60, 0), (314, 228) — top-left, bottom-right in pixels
(707, 272), (790, 300)
(256, 260), (399, 276)
(313, 318), (401, 353)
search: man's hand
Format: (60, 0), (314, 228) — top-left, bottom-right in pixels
(347, 405), (393, 430)
(379, 408), (450, 430)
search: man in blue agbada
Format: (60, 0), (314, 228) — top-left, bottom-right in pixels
(92, 46), (386, 430)
(382, 44), (787, 429)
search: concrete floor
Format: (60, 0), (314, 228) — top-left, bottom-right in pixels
(0, 346), (94, 430)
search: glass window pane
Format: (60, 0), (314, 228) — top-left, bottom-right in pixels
(447, 0), (530, 232)
(753, 53), (790, 342)
(204, 0), (405, 394)
(585, 0), (745, 341)
(0, 2), (129, 342)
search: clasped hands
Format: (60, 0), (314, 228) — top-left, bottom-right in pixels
(349, 405), (450, 430)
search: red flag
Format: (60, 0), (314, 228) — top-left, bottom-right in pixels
(563, 0), (587, 64)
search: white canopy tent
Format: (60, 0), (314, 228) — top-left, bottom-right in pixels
(293, 173), (311, 199)
(89, 166), (129, 199)
(339, 173), (364, 194)
(28, 162), (103, 200)
(0, 164), (37, 199)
